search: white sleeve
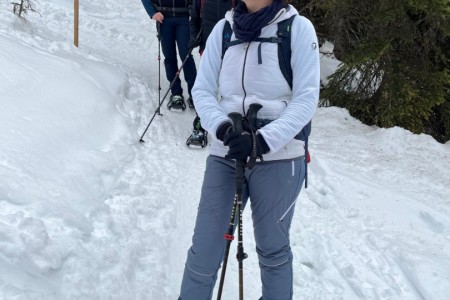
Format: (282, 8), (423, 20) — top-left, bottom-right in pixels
(191, 19), (230, 138)
(258, 16), (320, 153)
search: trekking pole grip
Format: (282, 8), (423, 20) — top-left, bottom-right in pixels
(246, 103), (263, 129)
(228, 112), (243, 133)
(228, 112), (245, 193)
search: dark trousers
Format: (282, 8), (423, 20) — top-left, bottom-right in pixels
(159, 17), (196, 96)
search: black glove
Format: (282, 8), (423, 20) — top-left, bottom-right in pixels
(216, 121), (233, 141)
(188, 34), (201, 49)
(223, 131), (269, 161)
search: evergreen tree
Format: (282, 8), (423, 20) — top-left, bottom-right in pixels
(297, 0), (450, 142)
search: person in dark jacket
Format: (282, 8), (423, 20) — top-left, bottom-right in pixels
(185, 0), (238, 147)
(141, 0), (197, 110)
(189, 0), (237, 53)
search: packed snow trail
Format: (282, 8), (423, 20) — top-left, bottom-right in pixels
(0, 0), (449, 299)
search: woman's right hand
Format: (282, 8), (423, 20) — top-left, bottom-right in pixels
(152, 12), (164, 23)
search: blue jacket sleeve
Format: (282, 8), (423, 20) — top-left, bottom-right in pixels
(141, 0), (157, 18)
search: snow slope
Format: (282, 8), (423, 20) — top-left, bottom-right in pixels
(0, 0), (449, 299)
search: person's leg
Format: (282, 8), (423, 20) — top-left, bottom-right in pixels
(159, 18), (182, 95)
(179, 156), (248, 300)
(175, 17), (196, 96)
(247, 159), (305, 300)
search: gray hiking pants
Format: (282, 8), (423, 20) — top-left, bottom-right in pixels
(179, 155), (305, 300)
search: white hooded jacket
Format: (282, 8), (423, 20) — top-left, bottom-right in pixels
(192, 4), (320, 161)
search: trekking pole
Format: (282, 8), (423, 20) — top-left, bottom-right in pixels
(217, 194), (238, 300)
(228, 112), (248, 300)
(216, 112), (248, 300)
(139, 28), (203, 143)
(216, 104), (262, 300)
(156, 22), (162, 115)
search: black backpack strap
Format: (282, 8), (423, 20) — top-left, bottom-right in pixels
(222, 21), (234, 59)
(222, 22), (281, 61)
(280, 15), (311, 146)
(277, 14), (296, 90)
(254, 37), (283, 64)
(277, 15), (312, 188)
(222, 15), (297, 84)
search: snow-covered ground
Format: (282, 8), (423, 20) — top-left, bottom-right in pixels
(1, 1), (449, 299)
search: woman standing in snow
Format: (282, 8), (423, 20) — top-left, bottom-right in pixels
(179, 0), (320, 298)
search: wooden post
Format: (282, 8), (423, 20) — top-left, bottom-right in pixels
(74, 0), (79, 47)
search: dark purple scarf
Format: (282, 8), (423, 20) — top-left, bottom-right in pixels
(232, 0), (286, 43)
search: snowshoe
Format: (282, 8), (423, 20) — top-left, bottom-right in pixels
(187, 95), (195, 109)
(186, 130), (208, 148)
(167, 95), (186, 111)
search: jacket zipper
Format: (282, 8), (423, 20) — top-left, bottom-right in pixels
(241, 43), (250, 114)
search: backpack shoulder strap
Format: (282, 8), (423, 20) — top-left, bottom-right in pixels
(277, 14), (296, 90)
(222, 20), (247, 59)
(278, 15), (312, 189)
(222, 21), (233, 59)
